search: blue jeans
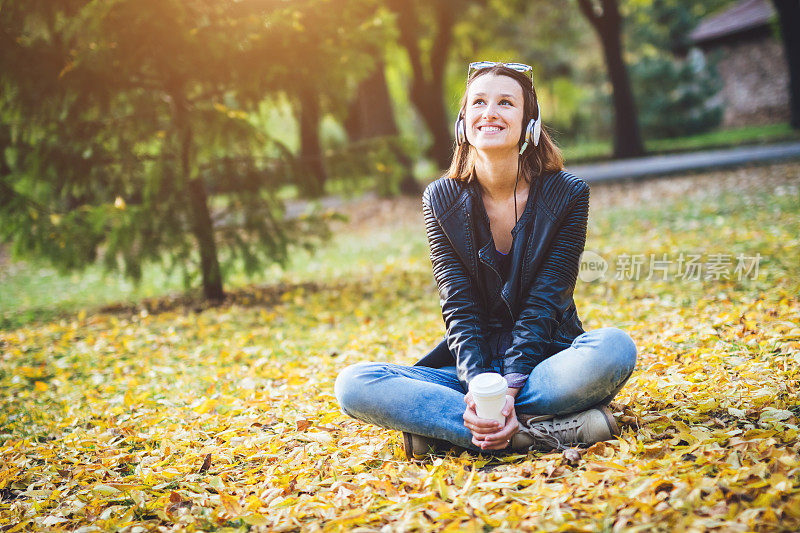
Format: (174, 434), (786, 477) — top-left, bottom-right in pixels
(334, 327), (637, 453)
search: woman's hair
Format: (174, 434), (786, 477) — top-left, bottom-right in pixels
(443, 64), (563, 183)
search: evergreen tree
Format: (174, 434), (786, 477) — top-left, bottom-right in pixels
(0, 0), (386, 300)
(626, 0), (735, 138)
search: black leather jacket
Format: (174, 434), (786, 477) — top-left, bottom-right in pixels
(415, 170), (589, 390)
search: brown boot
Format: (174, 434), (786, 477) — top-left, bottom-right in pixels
(402, 432), (464, 460)
(511, 406), (619, 452)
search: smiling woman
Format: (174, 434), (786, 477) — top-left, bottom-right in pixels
(335, 62), (637, 459)
(465, 75), (525, 154)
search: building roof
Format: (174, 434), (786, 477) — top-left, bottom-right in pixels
(690, 0), (775, 45)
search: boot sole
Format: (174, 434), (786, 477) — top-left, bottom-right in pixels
(402, 432), (414, 460)
(403, 432), (466, 459)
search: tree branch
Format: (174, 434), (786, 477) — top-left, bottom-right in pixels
(387, 0), (427, 85)
(576, 0), (601, 29)
(0, 179), (53, 215)
(431, 1), (456, 86)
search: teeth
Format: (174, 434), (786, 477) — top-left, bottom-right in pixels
(481, 126), (501, 132)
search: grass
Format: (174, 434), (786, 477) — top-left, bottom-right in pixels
(0, 199), (429, 330)
(1, 162), (798, 530)
(2, 160), (798, 330)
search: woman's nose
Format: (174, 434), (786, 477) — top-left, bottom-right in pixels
(482, 103), (498, 119)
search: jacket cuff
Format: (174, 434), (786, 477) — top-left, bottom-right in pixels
(504, 372), (528, 389)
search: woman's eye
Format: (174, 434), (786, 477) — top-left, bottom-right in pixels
(500, 100), (512, 106)
(473, 98), (485, 105)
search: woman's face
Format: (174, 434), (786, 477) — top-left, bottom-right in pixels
(464, 73), (525, 154)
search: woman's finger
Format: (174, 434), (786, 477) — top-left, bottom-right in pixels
(463, 401), (502, 433)
(474, 400), (520, 449)
(464, 419), (503, 435)
(463, 391), (476, 410)
(500, 395), (514, 416)
(481, 422), (519, 446)
(473, 434), (512, 450)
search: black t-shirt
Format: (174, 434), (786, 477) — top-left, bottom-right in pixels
(494, 248), (512, 281)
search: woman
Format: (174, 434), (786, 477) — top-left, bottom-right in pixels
(335, 62), (637, 458)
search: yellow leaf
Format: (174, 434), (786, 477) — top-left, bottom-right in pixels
(220, 492), (243, 517)
(92, 484), (120, 496)
(34, 381), (48, 392)
(243, 515), (267, 526)
(194, 398), (217, 414)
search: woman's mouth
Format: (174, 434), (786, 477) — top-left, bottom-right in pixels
(478, 125), (504, 133)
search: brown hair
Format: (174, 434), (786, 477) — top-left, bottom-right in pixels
(443, 64), (563, 183)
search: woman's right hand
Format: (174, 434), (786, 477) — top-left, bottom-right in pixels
(463, 391), (519, 450)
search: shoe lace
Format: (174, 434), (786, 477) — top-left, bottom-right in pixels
(550, 417), (582, 447)
(521, 424), (564, 450)
(521, 416), (583, 451)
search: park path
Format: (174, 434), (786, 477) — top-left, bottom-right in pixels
(285, 141), (800, 218)
(568, 140), (800, 183)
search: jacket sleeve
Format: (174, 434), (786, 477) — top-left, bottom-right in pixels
(423, 187), (491, 391)
(504, 180), (589, 377)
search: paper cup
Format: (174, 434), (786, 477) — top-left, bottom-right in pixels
(468, 372), (508, 425)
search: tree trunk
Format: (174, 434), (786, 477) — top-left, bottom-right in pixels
(577, 0), (645, 158)
(345, 61), (398, 139)
(345, 61), (419, 195)
(0, 126), (12, 209)
(173, 90), (224, 301)
(298, 87), (328, 198)
(773, 0), (800, 129)
(388, 0), (456, 170)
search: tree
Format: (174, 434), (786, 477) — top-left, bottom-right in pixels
(576, 0), (646, 158)
(625, 0), (735, 139)
(386, 0), (484, 170)
(344, 60), (419, 195)
(297, 86), (329, 198)
(0, 0), (385, 301)
(772, 0), (800, 129)
(277, 2), (389, 197)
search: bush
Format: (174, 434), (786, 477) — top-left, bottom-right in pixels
(632, 48), (723, 139)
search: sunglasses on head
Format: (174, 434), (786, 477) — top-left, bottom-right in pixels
(467, 61), (533, 81)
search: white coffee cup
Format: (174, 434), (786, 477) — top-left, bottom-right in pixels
(468, 372), (508, 426)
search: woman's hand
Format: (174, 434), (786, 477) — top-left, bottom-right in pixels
(463, 391), (519, 450)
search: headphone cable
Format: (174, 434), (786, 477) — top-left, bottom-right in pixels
(514, 154), (521, 225)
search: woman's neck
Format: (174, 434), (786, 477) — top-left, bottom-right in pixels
(473, 148), (526, 203)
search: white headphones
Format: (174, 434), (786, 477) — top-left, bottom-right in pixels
(455, 100), (542, 155)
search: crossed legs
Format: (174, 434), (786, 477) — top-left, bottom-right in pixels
(334, 327), (637, 452)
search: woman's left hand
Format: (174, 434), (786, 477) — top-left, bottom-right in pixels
(463, 392), (519, 450)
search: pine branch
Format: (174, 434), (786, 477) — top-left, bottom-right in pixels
(0, 179), (53, 215)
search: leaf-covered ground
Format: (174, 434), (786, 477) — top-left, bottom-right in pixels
(2, 162), (799, 531)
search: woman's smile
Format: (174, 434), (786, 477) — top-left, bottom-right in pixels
(478, 125), (504, 133)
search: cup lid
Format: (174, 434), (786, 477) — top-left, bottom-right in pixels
(468, 372), (507, 396)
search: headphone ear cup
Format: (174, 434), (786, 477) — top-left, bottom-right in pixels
(455, 116), (467, 146)
(532, 100), (542, 147)
(520, 119), (535, 154)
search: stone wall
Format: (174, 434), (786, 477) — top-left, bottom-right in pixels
(713, 36), (790, 127)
